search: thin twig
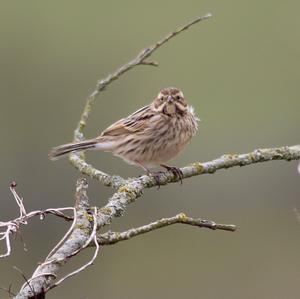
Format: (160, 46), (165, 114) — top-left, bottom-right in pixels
(0, 184), (74, 259)
(98, 213), (236, 245)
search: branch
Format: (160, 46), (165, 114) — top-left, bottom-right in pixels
(139, 145), (300, 187)
(98, 213), (236, 245)
(69, 13), (212, 186)
(72, 145), (300, 217)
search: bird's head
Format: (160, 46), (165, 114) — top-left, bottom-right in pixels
(151, 87), (188, 116)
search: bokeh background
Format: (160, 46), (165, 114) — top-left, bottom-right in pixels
(1, 1), (299, 298)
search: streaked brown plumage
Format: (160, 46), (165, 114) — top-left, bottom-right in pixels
(49, 87), (199, 177)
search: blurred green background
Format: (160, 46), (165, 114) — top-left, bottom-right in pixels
(0, 1), (299, 298)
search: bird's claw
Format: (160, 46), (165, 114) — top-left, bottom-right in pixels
(152, 172), (163, 189)
(160, 165), (183, 184)
(145, 171), (163, 189)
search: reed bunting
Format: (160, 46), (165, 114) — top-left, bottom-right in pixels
(49, 87), (199, 181)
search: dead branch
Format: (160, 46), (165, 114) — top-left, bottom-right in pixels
(0, 183), (73, 259)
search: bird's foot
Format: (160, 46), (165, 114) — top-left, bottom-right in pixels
(150, 171), (165, 189)
(137, 162), (162, 188)
(141, 170), (163, 189)
(160, 164), (183, 184)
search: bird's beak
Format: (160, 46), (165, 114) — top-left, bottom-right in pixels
(167, 95), (173, 103)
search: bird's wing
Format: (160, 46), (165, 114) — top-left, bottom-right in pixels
(100, 105), (155, 137)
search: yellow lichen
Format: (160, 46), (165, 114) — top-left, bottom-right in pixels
(118, 186), (136, 201)
(75, 224), (90, 232)
(190, 163), (204, 173)
(178, 213), (188, 222)
(88, 216), (94, 223)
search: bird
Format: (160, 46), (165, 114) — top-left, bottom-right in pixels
(49, 87), (199, 182)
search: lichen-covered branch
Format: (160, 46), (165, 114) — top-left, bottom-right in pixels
(98, 213), (236, 245)
(139, 145), (300, 187)
(73, 145), (300, 191)
(69, 153), (125, 188)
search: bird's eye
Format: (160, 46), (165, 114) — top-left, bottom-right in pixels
(160, 97), (164, 101)
(176, 95), (181, 100)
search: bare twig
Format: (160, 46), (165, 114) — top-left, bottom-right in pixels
(0, 184), (73, 259)
(98, 213), (236, 245)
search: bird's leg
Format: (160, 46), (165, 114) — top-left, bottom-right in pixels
(160, 164), (183, 184)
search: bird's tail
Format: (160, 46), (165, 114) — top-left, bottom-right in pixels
(48, 139), (98, 160)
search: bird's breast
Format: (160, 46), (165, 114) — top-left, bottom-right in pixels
(110, 111), (198, 167)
